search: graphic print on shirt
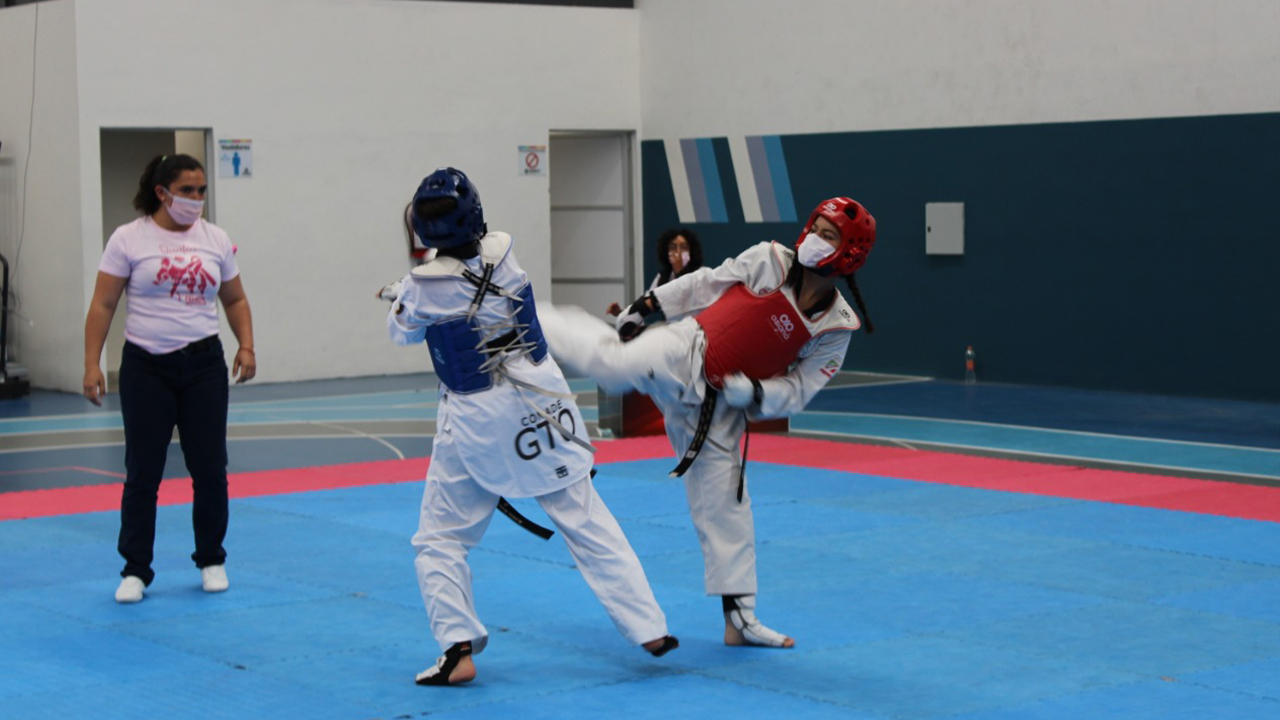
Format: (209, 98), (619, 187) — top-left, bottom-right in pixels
(154, 255), (217, 304)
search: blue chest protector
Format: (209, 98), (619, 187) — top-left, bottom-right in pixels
(424, 282), (548, 394)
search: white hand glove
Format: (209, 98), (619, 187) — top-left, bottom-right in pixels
(721, 372), (757, 409)
(377, 279), (404, 301)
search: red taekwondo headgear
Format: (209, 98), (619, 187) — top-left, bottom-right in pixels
(794, 197), (876, 276)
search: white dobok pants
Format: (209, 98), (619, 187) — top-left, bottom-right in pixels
(411, 428), (669, 653)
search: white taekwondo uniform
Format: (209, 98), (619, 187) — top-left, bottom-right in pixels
(388, 231), (668, 654)
(541, 240), (858, 596)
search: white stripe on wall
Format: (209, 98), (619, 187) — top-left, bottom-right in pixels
(663, 138), (695, 224)
(727, 135), (762, 223)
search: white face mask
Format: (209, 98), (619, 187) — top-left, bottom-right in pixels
(797, 232), (836, 268)
(164, 190), (205, 226)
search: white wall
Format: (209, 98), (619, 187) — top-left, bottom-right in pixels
(637, 0), (1280, 138)
(0, 0), (83, 391)
(77, 0), (639, 388)
(4, 0), (641, 391)
(9, 0), (1277, 391)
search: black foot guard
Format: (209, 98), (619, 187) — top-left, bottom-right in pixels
(646, 635), (680, 657)
(415, 641), (473, 686)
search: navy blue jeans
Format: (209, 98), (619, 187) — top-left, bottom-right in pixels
(117, 337), (229, 585)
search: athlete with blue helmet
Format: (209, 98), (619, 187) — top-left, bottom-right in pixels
(384, 168), (677, 686)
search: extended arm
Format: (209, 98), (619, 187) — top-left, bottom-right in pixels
(387, 275), (435, 345)
(83, 272), (128, 405)
(218, 275), (257, 383)
(652, 242), (782, 319)
(722, 330), (851, 418)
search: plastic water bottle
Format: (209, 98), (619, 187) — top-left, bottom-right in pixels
(964, 345), (976, 384)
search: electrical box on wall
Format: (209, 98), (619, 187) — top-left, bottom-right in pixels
(926, 202), (965, 255)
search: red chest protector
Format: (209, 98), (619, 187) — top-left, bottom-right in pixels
(695, 284), (812, 388)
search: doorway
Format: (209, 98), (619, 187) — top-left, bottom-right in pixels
(98, 128), (212, 388)
(548, 131), (636, 316)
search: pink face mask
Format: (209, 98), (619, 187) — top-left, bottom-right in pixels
(164, 189), (205, 226)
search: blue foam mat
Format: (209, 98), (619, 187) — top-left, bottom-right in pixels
(1, 460), (1277, 719)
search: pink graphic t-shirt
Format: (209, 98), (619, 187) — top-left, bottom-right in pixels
(99, 216), (240, 354)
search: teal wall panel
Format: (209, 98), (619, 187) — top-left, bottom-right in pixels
(641, 113), (1280, 402)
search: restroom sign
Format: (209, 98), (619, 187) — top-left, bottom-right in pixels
(218, 139), (253, 179)
(518, 145), (546, 176)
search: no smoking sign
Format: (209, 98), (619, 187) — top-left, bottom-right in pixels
(518, 145), (547, 176)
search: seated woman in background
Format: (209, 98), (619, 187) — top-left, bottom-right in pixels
(607, 228), (703, 316)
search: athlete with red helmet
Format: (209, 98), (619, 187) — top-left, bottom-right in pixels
(542, 196), (876, 649)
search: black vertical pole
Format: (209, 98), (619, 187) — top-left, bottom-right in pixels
(0, 253), (9, 381)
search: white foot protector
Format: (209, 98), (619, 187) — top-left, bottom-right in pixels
(115, 576), (145, 603)
(725, 595), (792, 647)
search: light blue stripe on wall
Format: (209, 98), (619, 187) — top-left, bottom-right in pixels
(695, 138), (729, 223)
(680, 138), (711, 222)
(663, 138), (696, 223)
(762, 135), (796, 221)
(746, 135), (780, 222)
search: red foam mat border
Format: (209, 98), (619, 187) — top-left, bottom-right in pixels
(3, 435), (1277, 523)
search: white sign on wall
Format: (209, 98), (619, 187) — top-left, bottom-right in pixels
(218, 139), (253, 178)
(518, 145), (546, 176)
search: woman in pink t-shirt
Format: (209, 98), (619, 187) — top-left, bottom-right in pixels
(83, 154), (256, 604)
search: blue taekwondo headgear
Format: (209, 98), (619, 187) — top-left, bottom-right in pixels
(410, 167), (488, 249)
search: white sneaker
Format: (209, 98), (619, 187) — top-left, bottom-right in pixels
(115, 576), (145, 603)
(201, 565), (229, 593)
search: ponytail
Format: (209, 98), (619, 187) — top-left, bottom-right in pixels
(845, 273), (874, 334)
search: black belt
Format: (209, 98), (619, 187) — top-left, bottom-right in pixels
(493, 468), (597, 540)
(129, 336), (219, 357)
(179, 336), (219, 354)
(669, 387), (718, 478)
(668, 387), (751, 504)
(497, 498), (554, 540)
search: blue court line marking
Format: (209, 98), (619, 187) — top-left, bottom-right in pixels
(0, 414), (125, 434)
(0, 408), (437, 437)
(792, 411), (1280, 479)
(221, 388), (438, 410)
(0, 411), (606, 457)
(0, 381), (597, 438)
(226, 408), (437, 424)
(0, 391), (436, 435)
